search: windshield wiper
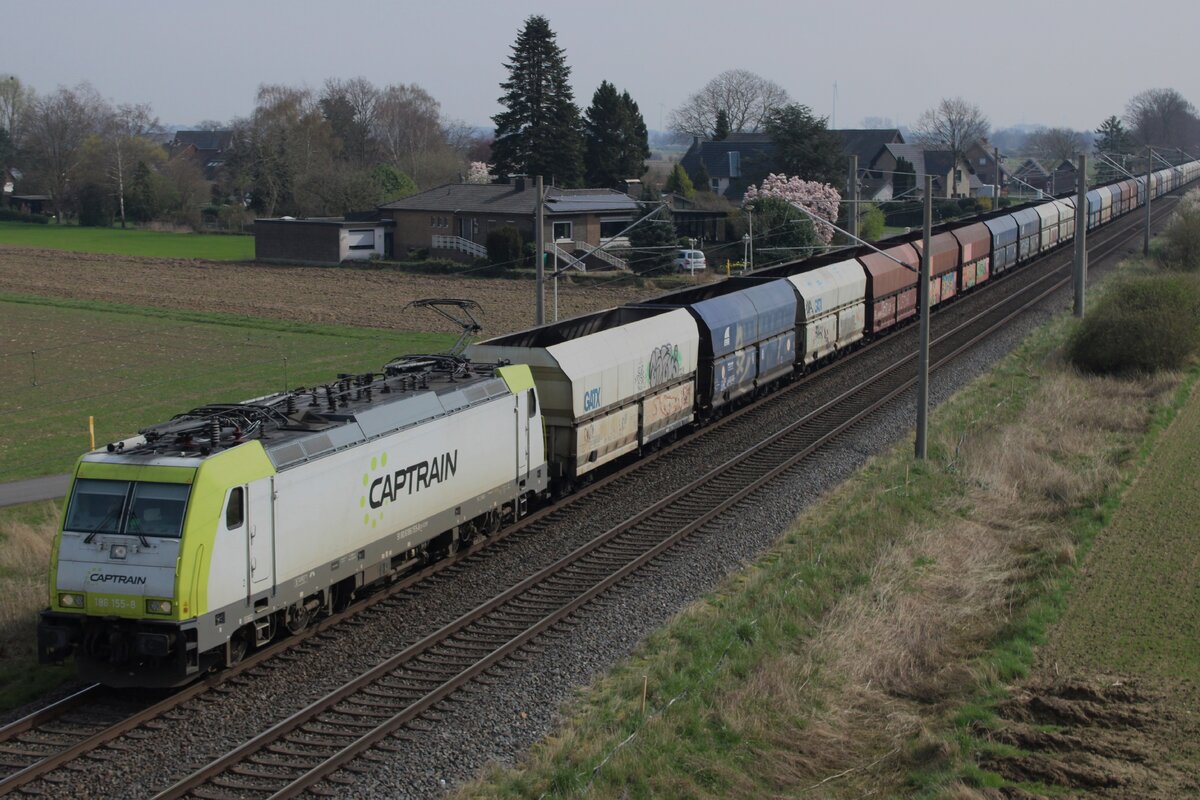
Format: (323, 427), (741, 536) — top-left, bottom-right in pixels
(126, 511), (151, 547)
(83, 505), (121, 544)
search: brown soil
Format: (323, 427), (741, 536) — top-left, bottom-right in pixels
(0, 246), (658, 336)
(977, 676), (1200, 799)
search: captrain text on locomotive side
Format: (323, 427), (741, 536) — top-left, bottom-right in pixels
(38, 162), (1200, 686)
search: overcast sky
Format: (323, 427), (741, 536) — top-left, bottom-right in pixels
(7, 0), (1199, 134)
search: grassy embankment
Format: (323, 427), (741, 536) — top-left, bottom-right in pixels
(0, 295), (453, 709)
(0, 221), (255, 260)
(454, 252), (1197, 799)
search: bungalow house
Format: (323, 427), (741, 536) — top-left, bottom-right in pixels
(679, 133), (776, 200)
(379, 178), (643, 270)
(255, 216), (395, 265)
(832, 128), (905, 200)
(872, 144), (975, 199)
(168, 130), (234, 180)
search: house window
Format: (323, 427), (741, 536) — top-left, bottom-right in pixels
(728, 151), (741, 178)
(711, 178), (720, 192)
(552, 221), (572, 241)
(955, 169), (963, 183)
(600, 219), (630, 239)
(347, 229), (375, 250)
(979, 157), (986, 165)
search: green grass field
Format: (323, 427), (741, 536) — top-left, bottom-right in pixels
(0, 221), (255, 260)
(0, 294), (454, 481)
(1048, 382), (1200, 680)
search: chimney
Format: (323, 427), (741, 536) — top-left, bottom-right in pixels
(514, 176), (526, 192)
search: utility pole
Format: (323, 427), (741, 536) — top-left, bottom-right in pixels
(1073, 154), (1087, 317)
(993, 147), (1001, 208)
(535, 175), (545, 325)
(1144, 146), (1153, 256)
(916, 175), (932, 460)
(847, 155), (859, 242)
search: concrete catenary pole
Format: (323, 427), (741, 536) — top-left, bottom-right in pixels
(1074, 155), (1087, 317)
(847, 155), (859, 242)
(916, 175), (932, 460)
(993, 147), (1001, 208)
(535, 175), (545, 325)
(1144, 146), (1153, 257)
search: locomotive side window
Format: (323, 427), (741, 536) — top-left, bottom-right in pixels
(527, 387), (537, 417)
(225, 487), (245, 530)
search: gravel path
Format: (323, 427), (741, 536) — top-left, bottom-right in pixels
(20, 234), (1143, 798)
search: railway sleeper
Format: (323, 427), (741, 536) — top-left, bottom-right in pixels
(211, 775), (288, 791)
(300, 724), (361, 739)
(267, 741), (336, 757)
(333, 703), (403, 719)
(248, 753), (314, 769)
(191, 787), (250, 800)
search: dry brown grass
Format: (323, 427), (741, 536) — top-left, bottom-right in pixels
(711, 362), (1175, 797)
(0, 502), (58, 657)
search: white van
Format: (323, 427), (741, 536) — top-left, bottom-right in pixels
(673, 249), (707, 272)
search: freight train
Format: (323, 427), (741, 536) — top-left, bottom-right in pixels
(39, 162), (1199, 686)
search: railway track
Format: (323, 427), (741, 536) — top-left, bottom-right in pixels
(0, 191), (1181, 798)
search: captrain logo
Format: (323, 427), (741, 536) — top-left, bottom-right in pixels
(359, 450), (459, 527)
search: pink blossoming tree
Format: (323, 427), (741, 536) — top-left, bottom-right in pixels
(743, 173), (841, 245)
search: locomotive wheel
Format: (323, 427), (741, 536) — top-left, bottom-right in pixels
(285, 603), (310, 635)
(227, 628), (250, 666)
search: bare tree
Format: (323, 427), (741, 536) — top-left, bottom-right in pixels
(667, 69), (789, 138)
(1124, 88), (1198, 151)
(320, 77), (379, 164)
(24, 83), (110, 220)
(0, 74), (36, 148)
(1027, 127), (1085, 164)
(97, 103), (162, 227)
(373, 83), (446, 186)
(911, 96), (990, 166)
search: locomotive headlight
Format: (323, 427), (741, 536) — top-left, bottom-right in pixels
(110, 544), (128, 560)
(145, 599), (172, 615)
(58, 593), (85, 608)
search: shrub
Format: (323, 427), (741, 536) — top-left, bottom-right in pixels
(78, 184), (112, 227)
(859, 202), (885, 241)
(486, 226), (524, 267)
(0, 208), (50, 224)
(1158, 201), (1200, 271)
(1067, 273), (1200, 374)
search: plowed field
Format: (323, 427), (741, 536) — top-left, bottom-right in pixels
(0, 246), (657, 336)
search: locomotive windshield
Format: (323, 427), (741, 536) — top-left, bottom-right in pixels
(65, 478), (191, 539)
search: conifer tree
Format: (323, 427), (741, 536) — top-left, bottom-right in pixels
(583, 81), (650, 188)
(665, 162), (695, 198)
(713, 109), (731, 140)
(491, 15), (584, 186)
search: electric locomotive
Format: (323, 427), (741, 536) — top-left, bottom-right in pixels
(39, 354), (548, 686)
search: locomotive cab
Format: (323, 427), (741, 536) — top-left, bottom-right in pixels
(38, 442), (277, 687)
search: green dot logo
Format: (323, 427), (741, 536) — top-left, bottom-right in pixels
(363, 513), (370, 525)
(381, 452), (388, 467)
(371, 456), (378, 470)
